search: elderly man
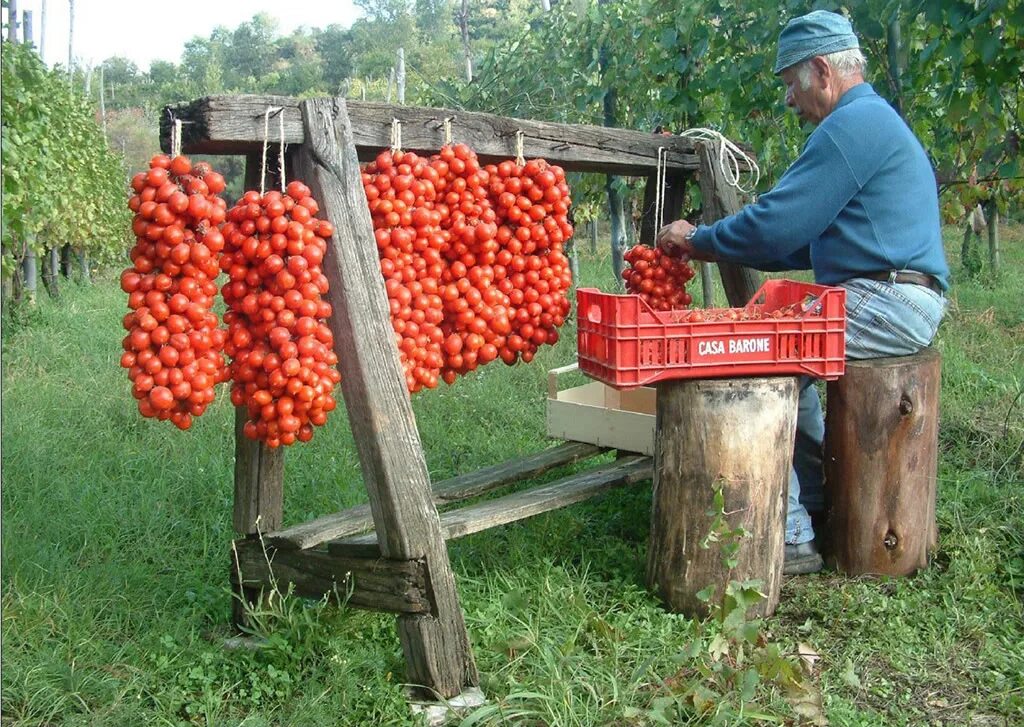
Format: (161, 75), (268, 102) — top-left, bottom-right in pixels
(657, 10), (949, 575)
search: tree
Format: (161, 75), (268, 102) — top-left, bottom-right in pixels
(314, 24), (355, 92)
(2, 40), (131, 294)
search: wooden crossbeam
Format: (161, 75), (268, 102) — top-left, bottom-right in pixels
(329, 455), (653, 551)
(232, 538), (430, 615)
(265, 441), (606, 551)
(162, 95), (712, 175)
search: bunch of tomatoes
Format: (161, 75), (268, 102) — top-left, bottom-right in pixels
(120, 154), (231, 431)
(219, 181), (342, 448)
(362, 143), (573, 392)
(121, 142), (576, 442)
(621, 243), (695, 311)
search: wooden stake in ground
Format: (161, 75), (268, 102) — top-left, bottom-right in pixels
(824, 349), (941, 575)
(295, 97), (477, 699)
(648, 376), (797, 618)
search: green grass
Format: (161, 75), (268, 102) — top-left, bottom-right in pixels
(2, 226), (1022, 726)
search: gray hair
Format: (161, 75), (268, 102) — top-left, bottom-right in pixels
(796, 48), (867, 89)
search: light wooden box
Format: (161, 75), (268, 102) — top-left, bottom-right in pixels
(546, 363), (656, 455)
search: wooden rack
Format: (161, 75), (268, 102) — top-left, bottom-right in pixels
(162, 94), (760, 702)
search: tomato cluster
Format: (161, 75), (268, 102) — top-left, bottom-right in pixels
(220, 181), (342, 447)
(120, 154), (230, 430)
(621, 243), (695, 311)
(361, 143), (572, 392)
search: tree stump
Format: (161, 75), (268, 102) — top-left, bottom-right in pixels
(647, 377), (797, 618)
(824, 348), (941, 575)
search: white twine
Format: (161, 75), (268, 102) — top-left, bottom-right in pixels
(678, 128), (761, 195)
(259, 107), (283, 196)
(443, 116), (453, 146)
(277, 110), (287, 192)
(654, 147), (668, 232)
(390, 118), (402, 152)
(170, 118), (183, 159)
(515, 130), (525, 166)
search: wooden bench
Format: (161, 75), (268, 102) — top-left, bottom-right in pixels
(823, 347), (942, 575)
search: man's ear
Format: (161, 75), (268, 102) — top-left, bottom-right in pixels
(809, 56), (832, 87)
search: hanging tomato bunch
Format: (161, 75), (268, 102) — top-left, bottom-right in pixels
(121, 137), (576, 440)
(621, 243), (695, 311)
(120, 154), (230, 430)
(219, 181), (342, 448)
(361, 142), (573, 391)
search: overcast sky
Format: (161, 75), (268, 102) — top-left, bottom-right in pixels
(12, 0), (364, 70)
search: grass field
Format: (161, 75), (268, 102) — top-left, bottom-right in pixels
(2, 225), (1022, 726)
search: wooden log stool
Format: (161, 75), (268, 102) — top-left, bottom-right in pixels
(647, 376), (798, 618)
(823, 347), (942, 575)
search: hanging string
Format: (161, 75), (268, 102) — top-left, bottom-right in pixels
(259, 107), (282, 196)
(170, 118), (183, 159)
(277, 110), (287, 192)
(390, 118), (402, 152)
(653, 147), (669, 233)
(515, 130), (525, 166)
(443, 116), (453, 146)
(678, 128), (761, 195)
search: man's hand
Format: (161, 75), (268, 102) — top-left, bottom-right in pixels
(655, 220), (717, 262)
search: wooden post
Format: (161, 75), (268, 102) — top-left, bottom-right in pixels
(41, 247), (59, 299)
(824, 349), (941, 575)
(60, 244), (72, 278)
(985, 199), (1000, 273)
(39, 0), (46, 62)
(22, 9), (32, 47)
(695, 141), (761, 306)
(67, 0), (74, 74)
(99, 65), (107, 137)
(230, 154), (286, 628)
(396, 48), (406, 105)
(699, 262), (714, 307)
(22, 240), (38, 304)
(7, 0), (18, 43)
(296, 97), (477, 699)
(648, 377), (797, 618)
(233, 152), (285, 537)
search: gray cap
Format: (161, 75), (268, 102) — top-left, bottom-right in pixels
(773, 10), (860, 74)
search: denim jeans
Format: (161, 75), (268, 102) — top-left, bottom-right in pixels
(786, 278), (948, 544)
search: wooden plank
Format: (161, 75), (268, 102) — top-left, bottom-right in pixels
(430, 441), (606, 502)
(265, 441), (605, 550)
(162, 95), (711, 175)
(232, 153), (284, 535)
(232, 538), (429, 614)
(331, 456), (653, 548)
(695, 141), (762, 306)
(295, 97), (477, 698)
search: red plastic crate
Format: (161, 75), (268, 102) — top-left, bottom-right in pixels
(577, 279), (846, 388)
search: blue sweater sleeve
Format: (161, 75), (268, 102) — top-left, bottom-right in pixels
(691, 128), (862, 269)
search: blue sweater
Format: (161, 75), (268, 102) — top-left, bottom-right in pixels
(691, 83), (950, 291)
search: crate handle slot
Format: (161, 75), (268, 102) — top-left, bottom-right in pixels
(587, 304), (603, 324)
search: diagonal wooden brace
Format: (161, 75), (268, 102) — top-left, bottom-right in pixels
(294, 97), (478, 698)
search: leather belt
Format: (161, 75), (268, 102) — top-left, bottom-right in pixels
(859, 271), (943, 295)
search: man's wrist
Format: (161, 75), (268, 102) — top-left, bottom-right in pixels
(685, 226), (698, 241)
